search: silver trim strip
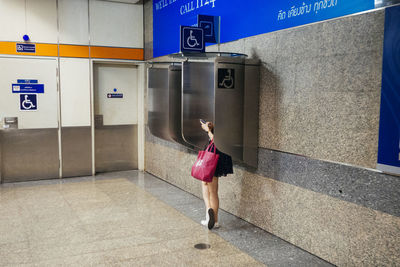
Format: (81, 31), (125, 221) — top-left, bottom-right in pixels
(56, 0), (63, 179)
(376, 164), (400, 176)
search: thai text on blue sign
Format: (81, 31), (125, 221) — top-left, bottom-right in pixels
(16, 43), (36, 53)
(377, 5), (400, 175)
(153, 0), (375, 57)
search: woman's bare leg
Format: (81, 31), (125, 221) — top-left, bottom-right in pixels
(209, 177), (219, 222)
(202, 181), (211, 211)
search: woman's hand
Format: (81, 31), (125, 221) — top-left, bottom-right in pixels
(201, 121), (209, 132)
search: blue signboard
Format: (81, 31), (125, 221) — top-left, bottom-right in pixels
(377, 5), (400, 175)
(198, 14), (220, 43)
(20, 94), (37, 111)
(153, 0), (375, 57)
(180, 26), (205, 53)
(12, 83), (44, 93)
(12, 79), (44, 93)
(16, 43), (36, 53)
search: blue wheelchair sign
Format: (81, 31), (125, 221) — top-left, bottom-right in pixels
(180, 26), (204, 53)
(20, 94), (37, 111)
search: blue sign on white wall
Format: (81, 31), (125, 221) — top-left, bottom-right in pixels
(17, 79), (38, 84)
(107, 93), (123, 98)
(12, 84), (44, 94)
(12, 79), (44, 94)
(180, 26), (205, 53)
(153, 0), (375, 57)
(20, 94), (37, 111)
(377, 5), (400, 175)
(16, 43), (36, 53)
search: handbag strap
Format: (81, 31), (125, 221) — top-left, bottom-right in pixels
(206, 140), (216, 154)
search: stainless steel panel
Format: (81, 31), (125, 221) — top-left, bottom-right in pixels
(0, 129), (59, 183)
(214, 58), (245, 160)
(243, 59), (260, 167)
(148, 55), (259, 167)
(95, 125), (138, 173)
(148, 67), (170, 140)
(168, 65), (187, 145)
(182, 61), (215, 149)
(147, 64), (187, 145)
(62, 127), (92, 178)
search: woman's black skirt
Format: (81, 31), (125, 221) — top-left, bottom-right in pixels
(205, 141), (233, 177)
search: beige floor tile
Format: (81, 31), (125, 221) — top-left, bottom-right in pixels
(0, 244), (32, 266)
(1, 177), (263, 267)
(28, 227), (93, 248)
(30, 252), (110, 267)
(0, 220), (29, 245)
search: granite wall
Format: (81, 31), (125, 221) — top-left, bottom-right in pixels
(143, 2), (400, 266)
(145, 135), (400, 266)
(145, 1), (384, 170)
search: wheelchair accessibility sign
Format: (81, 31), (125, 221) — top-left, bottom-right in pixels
(20, 94), (37, 111)
(218, 69), (235, 89)
(180, 26), (205, 53)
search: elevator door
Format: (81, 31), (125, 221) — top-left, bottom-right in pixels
(93, 63), (138, 173)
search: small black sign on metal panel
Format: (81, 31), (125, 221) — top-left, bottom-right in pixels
(218, 68), (235, 89)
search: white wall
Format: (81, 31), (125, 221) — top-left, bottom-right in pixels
(0, 0), (143, 46)
(60, 58), (91, 127)
(0, 57), (58, 129)
(58, 0), (89, 45)
(0, 0), (58, 43)
(94, 63), (138, 126)
(89, 0), (143, 48)
(0, 0), (26, 42)
(26, 0), (58, 43)
(0, 0), (144, 176)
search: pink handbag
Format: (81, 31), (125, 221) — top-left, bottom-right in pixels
(191, 140), (220, 182)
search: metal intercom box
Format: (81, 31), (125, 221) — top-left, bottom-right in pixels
(147, 54), (260, 167)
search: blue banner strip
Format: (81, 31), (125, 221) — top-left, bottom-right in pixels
(153, 0), (375, 57)
(377, 5), (400, 172)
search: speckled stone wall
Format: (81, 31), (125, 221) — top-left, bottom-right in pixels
(144, 0), (153, 61)
(143, 5), (400, 266)
(210, 11), (384, 169)
(145, 136), (400, 266)
(144, 2), (385, 169)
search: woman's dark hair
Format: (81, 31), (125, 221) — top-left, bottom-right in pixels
(207, 122), (214, 134)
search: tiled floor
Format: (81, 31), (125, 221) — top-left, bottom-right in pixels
(0, 171), (333, 266)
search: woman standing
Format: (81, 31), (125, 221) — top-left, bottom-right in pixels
(200, 121), (233, 229)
